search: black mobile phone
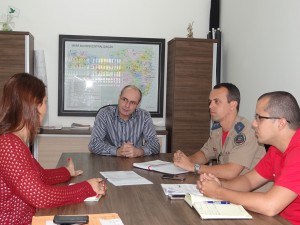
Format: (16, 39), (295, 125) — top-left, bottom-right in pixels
(168, 194), (186, 199)
(161, 174), (185, 181)
(53, 215), (89, 224)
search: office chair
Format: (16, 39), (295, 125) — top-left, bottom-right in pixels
(95, 104), (118, 116)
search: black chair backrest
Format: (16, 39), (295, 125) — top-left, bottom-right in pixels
(96, 104), (118, 116)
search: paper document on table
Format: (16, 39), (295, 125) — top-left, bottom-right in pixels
(133, 160), (189, 174)
(161, 184), (201, 196)
(100, 171), (152, 186)
(100, 218), (124, 225)
(98, 213), (124, 225)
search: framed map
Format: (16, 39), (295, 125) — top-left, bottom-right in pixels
(58, 35), (165, 117)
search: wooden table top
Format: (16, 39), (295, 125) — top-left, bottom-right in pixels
(35, 153), (290, 225)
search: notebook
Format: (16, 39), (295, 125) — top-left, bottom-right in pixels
(185, 194), (252, 220)
(133, 160), (189, 175)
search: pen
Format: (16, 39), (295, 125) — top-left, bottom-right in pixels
(100, 178), (108, 192)
(100, 178), (108, 184)
(205, 201), (230, 204)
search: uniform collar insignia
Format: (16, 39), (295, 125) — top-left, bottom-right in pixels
(234, 122), (245, 133)
(211, 122), (221, 130)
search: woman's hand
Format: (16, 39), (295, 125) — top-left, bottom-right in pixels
(65, 158), (83, 177)
(87, 178), (107, 195)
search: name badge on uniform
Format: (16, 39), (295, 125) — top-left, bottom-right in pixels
(234, 133), (246, 145)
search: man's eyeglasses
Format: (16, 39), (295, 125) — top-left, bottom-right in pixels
(120, 97), (139, 106)
(254, 114), (290, 123)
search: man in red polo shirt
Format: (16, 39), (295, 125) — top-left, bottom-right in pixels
(198, 91), (300, 225)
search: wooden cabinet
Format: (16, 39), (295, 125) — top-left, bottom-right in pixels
(166, 38), (215, 154)
(0, 31), (34, 98)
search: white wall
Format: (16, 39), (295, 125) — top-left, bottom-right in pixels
(0, 0), (211, 126)
(220, 0), (300, 121)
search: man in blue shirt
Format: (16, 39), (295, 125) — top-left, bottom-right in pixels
(89, 85), (160, 157)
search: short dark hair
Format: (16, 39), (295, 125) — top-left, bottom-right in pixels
(213, 83), (240, 112)
(120, 85), (142, 103)
(0, 73), (46, 142)
(258, 91), (300, 130)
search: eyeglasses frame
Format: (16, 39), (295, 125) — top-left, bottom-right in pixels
(254, 114), (290, 123)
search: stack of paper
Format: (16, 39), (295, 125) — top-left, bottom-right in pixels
(84, 194), (102, 202)
(70, 123), (90, 130)
(161, 184), (200, 196)
(185, 194), (252, 220)
(100, 171), (152, 186)
(133, 160), (189, 175)
(40, 125), (62, 130)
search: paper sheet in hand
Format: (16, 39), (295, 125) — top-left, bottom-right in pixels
(100, 171), (152, 186)
(133, 160), (189, 174)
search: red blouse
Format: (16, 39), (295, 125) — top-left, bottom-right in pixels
(0, 133), (96, 225)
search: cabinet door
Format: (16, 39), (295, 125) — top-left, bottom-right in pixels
(167, 39), (214, 154)
(0, 32), (33, 98)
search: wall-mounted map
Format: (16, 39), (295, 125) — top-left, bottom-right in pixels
(58, 35), (165, 117)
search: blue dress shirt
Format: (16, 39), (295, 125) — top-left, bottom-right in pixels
(88, 105), (160, 156)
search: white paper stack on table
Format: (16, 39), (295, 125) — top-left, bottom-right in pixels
(185, 193), (252, 220)
(40, 125), (62, 130)
(161, 184), (201, 199)
(161, 184), (200, 196)
(84, 193), (102, 202)
(100, 171), (153, 186)
(133, 160), (189, 175)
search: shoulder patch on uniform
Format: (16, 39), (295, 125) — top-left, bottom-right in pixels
(234, 133), (246, 145)
(234, 122), (245, 133)
(211, 122), (221, 130)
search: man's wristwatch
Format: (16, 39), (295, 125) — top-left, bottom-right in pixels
(194, 163), (201, 175)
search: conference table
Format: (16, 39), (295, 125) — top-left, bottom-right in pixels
(35, 153), (291, 225)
